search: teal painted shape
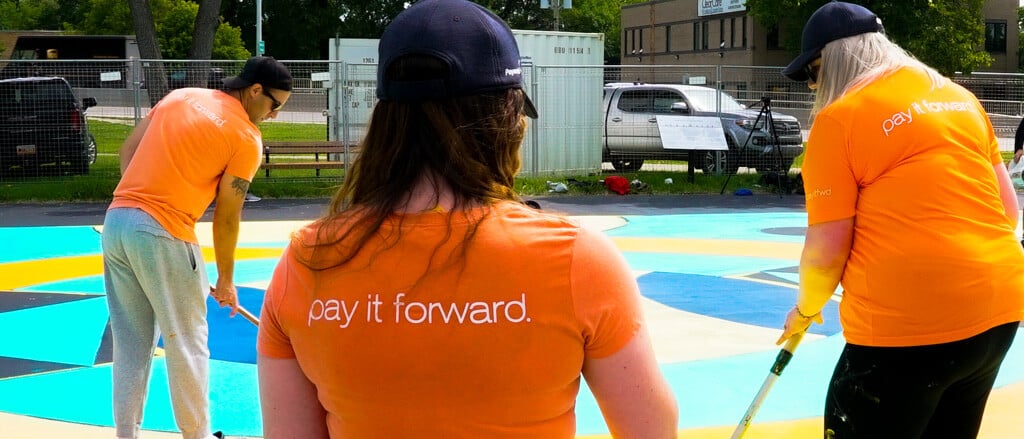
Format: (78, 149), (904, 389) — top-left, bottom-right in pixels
(575, 330), (1024, 434)
(26, 260), (281, 296)
(0, 359), (263, 437)
(205, 258), (279, 286)
(0, 363), (108, 423)
(0, 226), (101, 263)
(621, 252), (796, 276)
(995, 327), (1024, 386)
(0, 296), (108, 366)
(136, 360), (263, 436)
(24, 275), (106, 294)
(609, 212), (808, 242)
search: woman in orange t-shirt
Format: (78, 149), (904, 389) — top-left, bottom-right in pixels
(779, 2), (1024, 438)
(255, 1), (678, 438)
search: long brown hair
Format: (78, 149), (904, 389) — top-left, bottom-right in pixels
(298, 55), (529, 271)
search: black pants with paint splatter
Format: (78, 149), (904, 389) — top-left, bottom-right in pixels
(824, 321), (1018, 439)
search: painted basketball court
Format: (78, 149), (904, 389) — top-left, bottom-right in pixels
(0, 196), (1021, 438)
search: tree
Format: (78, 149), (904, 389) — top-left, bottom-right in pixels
(222, 0), (409, 59)
(1018, 6), (1023, 72)
(190, 0), (222, 60)
(745, 0), (991, 76)
(128, 0), (168, 102)
(219, 0), (645, 63)
(555, 0), (649, 64)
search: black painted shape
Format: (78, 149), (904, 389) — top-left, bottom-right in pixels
(0, 355), (81, 380)
(0, 291), (102, 313)
(94, 321), (113, 365)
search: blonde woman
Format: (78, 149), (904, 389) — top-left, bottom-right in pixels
(779, 2), (1024, 438)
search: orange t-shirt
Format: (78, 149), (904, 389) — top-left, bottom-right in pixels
(110, 88), (262, 243)
(257, 202), (643, 438)
(803, 66), (1024, 347)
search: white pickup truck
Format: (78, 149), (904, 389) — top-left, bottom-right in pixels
(601, 83), (804, 174)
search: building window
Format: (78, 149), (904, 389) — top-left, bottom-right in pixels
(702, 20), (709, 50)
(766, 26), (781, 50)
(719, 19), (724, 49)
(666, 25), (671, 53)
(693, 21), (701, 51)
(985, 21), (1007, 53)
(730, 17), (736, 48)
(742, 16), (747, 48)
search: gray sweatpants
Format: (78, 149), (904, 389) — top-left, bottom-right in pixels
(102, 207), (214, 439)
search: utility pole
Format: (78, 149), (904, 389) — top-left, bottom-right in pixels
(552, 0), (560, 31)
(542, 0), (570, 31)
(649, 3), (655, 65)
(256, 0), (263, 56)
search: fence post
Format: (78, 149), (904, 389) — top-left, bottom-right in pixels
(131, 57), (142, 125)
(524, 58), (539, 176)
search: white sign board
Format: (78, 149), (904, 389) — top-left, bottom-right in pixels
(698, 0), (747, 17)
(100, 71), (122, 82)
(310, 72), (331, 82)
(656, 116), (728, 151)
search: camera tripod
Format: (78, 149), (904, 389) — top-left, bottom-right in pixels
(719, 96), (788, 196)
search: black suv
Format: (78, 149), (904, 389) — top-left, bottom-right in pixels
(0, 77), (98, 174)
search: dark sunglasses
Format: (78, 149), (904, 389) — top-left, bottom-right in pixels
(262, 88), (284, 111)
(804, 58), (821, 83)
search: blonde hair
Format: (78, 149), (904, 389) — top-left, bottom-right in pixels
(812, 32), (946, 116)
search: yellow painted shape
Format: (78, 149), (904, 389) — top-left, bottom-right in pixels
(610, 237), (803, 260)
(1, 237), (799, 291)
(978, 380), (1024, 438)
(0, 255), (104, 290)
(0, 248), (284, 290)
(577, 381), (1024, 438)
(576, 417), (820, 439)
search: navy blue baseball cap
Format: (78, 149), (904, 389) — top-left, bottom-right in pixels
(782, 1), (884, 81)
(223, 56), (293, 91)
(376, 0), (538, 118)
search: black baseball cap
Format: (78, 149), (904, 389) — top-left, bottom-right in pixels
(782, 1), (884, 81)
(376, 0), (538, 118)
(223, 56), (293, 91)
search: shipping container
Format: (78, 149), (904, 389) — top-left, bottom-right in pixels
(327, 31), (605, 177)
(513, 30), (604, 176)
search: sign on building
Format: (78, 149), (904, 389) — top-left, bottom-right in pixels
(698, 0), (746, 17)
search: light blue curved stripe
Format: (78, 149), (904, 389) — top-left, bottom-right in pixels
(622, 252), (796, 277)
(609, 212), (808, 243)
(23, 258), (282, 294)
(0, 226), (101, 263)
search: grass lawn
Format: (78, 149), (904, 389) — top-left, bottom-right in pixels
(0, 119), (806, 203)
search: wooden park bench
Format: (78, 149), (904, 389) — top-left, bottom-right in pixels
(261, 141), (359, 177)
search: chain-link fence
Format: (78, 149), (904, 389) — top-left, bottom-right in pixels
(1, 58), (1021, 184)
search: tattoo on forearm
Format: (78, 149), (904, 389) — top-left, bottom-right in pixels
(231, 177), (250, 198)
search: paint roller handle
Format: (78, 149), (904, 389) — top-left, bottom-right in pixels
(236, 304), (261, 326)
(771, 330), (805, 376)
(211, 286), (260, 326)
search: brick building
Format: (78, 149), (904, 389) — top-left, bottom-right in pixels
(620, 0), (1019, 73)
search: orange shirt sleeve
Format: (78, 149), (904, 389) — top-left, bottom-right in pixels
(803, 113), (859, 225)
(224, 129), (262, 182)
(257, 246), (297, 359)
(570, 226), (643, 359)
